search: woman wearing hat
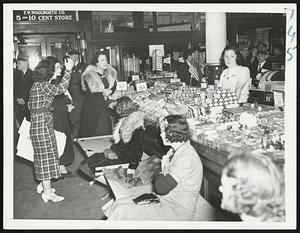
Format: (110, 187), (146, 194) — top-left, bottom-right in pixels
(80, 50), (117, 137)
(80, 96), (145, 177)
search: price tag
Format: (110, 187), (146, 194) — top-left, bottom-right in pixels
(132, 75), (140, 81)
(136, 81), (148, 92)
(170, 78), (180, 83)
(273, 90), (284, 108)
(116, 81), (128, 91)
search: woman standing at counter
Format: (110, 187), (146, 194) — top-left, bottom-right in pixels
(218, 45), (251, 104)
(80, 50), (117, 137)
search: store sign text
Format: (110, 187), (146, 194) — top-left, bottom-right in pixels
(14, 10), (75, 22)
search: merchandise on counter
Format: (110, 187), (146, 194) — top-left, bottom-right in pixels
(103, 166), (143, 188)
(109, 80), (284, 163)
(191, 106), (284, 159)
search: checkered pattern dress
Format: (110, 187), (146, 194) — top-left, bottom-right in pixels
(28, 72), (71, 181)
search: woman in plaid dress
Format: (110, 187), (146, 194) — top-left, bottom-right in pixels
(28, 58), (74, 203)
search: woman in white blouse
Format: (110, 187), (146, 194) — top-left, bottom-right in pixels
(218, 45), (251, 104)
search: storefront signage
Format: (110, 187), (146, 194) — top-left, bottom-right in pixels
(136, 81), (147, 92)
(13, 10), (76, 22)
(116, 81), (128, 91)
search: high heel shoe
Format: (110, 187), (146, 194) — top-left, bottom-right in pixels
(36, 183), (56, 194)
(41, 192), (64, 203)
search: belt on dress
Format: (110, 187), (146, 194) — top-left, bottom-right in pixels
(30, 106), (54, 114)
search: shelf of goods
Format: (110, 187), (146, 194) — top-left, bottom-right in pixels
(109, 83), (285, 211)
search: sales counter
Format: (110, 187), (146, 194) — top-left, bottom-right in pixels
(76, 85), (285, 220)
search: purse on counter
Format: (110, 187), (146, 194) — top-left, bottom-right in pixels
(132, 193), (160, 205)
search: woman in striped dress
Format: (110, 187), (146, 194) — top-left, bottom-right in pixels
(28, 58), (74, 203)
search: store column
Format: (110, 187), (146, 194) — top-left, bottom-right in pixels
(205, 12), (227, 85)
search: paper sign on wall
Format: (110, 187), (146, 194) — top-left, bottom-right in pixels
(132, 75), (140, 81)
(273, 90), (284, 108)
(116, 81), (128, 91)
(136, 81), (147, 92)
(149, 44), (165, 57)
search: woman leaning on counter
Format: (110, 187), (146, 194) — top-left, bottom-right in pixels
(80, 50), (117, 137)
(104, 115), (203, 221)
(218, 45), (251, 104)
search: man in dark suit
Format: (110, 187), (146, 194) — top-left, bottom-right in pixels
(67, 48), (87, 138)
(14, 58), (24, 152)
(16, 57), (34, 123)
(250, 50), (272, 87)
(177, 49), (202, 87)
(239, 45), (251, 68)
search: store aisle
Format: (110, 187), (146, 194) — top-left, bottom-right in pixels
(13, 144), (111, 220)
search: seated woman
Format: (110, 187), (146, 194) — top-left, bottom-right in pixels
(219, 152), (285, 222)
(104, 115), (203, 221)
(80, 96), (145, 177)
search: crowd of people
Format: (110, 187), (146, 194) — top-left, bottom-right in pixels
(13, 44), (285, 221)
(176, 42), (285, 103)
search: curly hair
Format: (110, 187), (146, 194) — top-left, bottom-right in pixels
(115, 96), (140, 117)
(161, 115), (191, 143)
(220, 45), (243, 67)
(90, 50), (109, 66)
(32, 59), (54, 82)
(221, 152), (285, 221)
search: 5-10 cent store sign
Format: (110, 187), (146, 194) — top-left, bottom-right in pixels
(14, 10), (76, 22)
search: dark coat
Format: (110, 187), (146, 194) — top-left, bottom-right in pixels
(177, 61), (201, 87)
(52, 95), (74, 166)
(14, 68), (24, 100)
(68, 62), (87, 133)
(22, 68), (34, 102)
(250, 59), (272, 79)
(79, 66), (117, 137)
(110, 111), (145, 162)
(239, 57), (251, 68)
(14, 68), (34, 122)
(79, 111), (145, 178)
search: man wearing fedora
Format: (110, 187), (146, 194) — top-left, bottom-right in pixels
(15, 56), (34, 123)
(250, 49), (272, 87)
(67, 48), (87, 138)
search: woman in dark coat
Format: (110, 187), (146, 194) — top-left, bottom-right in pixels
(80, 50), (117, 137)
(46, 56), (75, 177)
(80, 96), (145, 178)
(28, 58), (74, 203)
